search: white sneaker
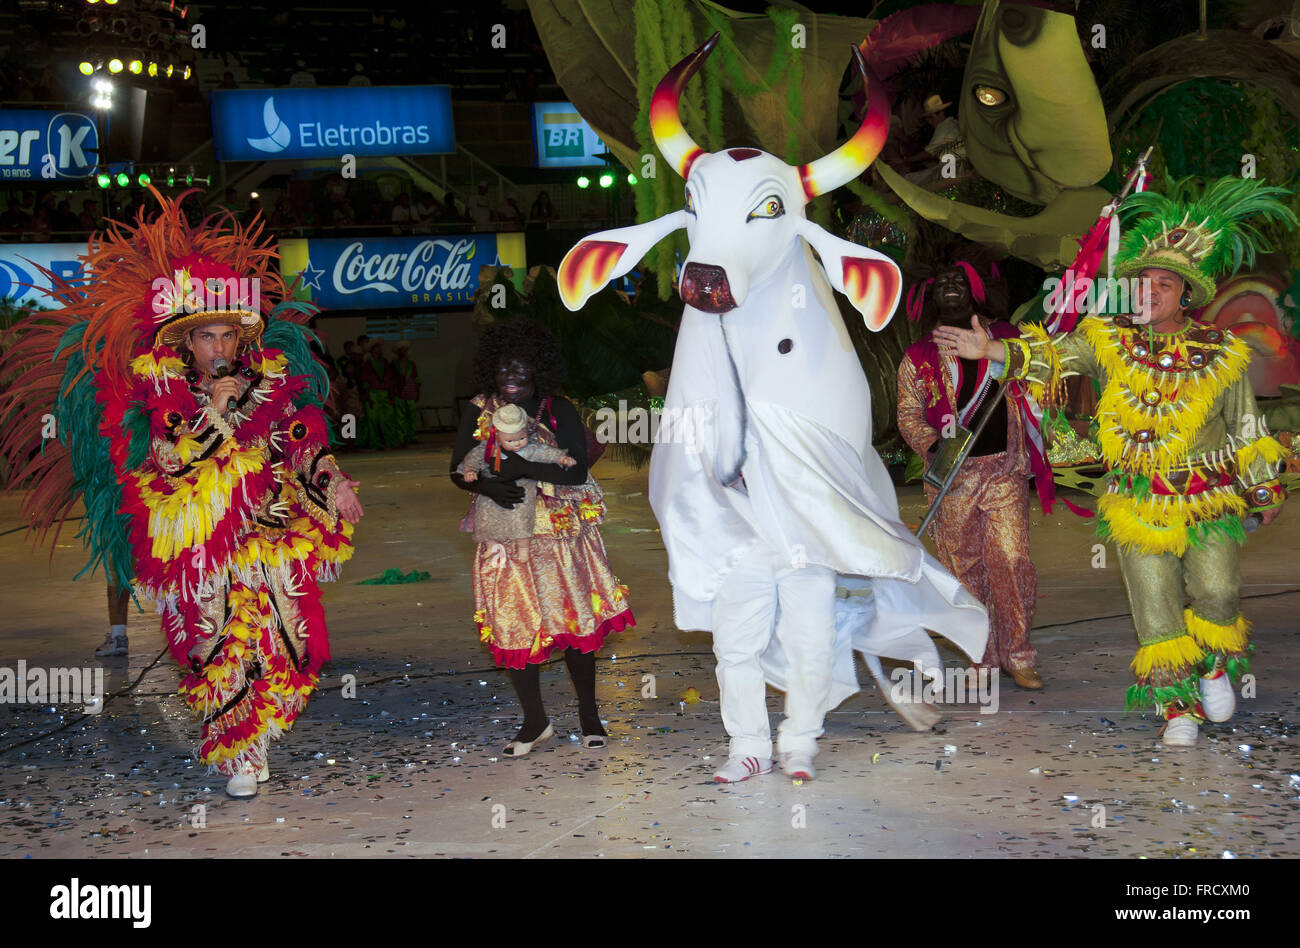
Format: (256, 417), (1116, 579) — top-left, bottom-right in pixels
(781, 752), (816, 780)
(94, 632), (128, 657)
(257, 762), (270, 783)
(225, 766), (259, 797)
(1161, 716), (1199, 747)
(1199, 671), (1235, 723)
(713, 755), (772, 783)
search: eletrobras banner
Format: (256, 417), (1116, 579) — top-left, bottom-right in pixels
(210, 86), (454, 162)
(278, 233), (526, 310)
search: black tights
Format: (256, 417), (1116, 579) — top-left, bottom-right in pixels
(506, 648), (606, 742)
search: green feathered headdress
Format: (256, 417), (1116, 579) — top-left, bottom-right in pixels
(1114, 175), (1297, 308)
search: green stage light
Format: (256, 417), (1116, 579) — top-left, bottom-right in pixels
(108, 59), (123, 74)
(576, 175), (590, 189)
(185, 173), (193, 186)
(129, 59), (142, 75)
(96, 172), (111, 188)
(627, 173), (637, 185)
(116, 172), (129, 187)
(138, 172), (151, 186)
(598, 172), (614, 188)
(78, 61), (94, 76)
(166, 173), (175, 187)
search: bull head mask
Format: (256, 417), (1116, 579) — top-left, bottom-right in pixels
(558, 33), (902, 331)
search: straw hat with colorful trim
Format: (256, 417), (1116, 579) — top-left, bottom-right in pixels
(1114, 175), (1297, 309)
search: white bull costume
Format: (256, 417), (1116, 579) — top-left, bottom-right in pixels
(558, 35), (989, 778)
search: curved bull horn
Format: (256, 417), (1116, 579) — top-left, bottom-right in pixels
(798, 46), (890, 200)
(650, 32), (719, 179)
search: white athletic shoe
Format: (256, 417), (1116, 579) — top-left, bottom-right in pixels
(713, 755), (772, 783)
(1161, 716), (1200, 747)
(94, 631), (128, 657)
(781, 752), (816, 780)
(257, 762), (270, 783)
(1199, 672), (1236, 723)
(225, 766), (259, 798)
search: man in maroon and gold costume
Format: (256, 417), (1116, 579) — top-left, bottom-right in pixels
(897, 254), (1068, 689)
(2, 190), (365, 797)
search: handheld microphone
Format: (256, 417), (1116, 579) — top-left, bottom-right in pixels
(212, 357), (232, 378)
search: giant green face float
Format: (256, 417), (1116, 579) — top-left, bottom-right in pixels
(961, 2), (1111, 203)
(879, 1), (1113, 268)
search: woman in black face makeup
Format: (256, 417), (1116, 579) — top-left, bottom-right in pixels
(450, 319), (635, 754)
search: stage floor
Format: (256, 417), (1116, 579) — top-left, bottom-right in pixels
(2, 440), (1298, 858)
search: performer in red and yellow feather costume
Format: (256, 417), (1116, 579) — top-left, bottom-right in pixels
(1, 189), (363, 797)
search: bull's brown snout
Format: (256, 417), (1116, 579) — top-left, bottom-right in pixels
(679, 263), (736, 313)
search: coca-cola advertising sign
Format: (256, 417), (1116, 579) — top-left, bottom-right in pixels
(278, 234), (524, 310)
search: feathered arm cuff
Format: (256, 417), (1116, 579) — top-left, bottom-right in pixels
(1235, 436), (1288, 511)
(277, 405), (352, 533)
(996, 323), (1065, 412)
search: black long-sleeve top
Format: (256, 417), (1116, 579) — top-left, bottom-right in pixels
(449, 393), (590, 494)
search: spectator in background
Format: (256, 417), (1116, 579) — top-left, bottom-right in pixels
(904, 94), (965, 189)
(28, 204), (52, 241)
(219, 187), (241, 217)
(348, 63), (371, 87)
(329, 191), (356, 227)
(342, 340), (361, 375)
(389, 341), (421, 447)
(414, 191), (439, 225)
(496, 193), (524, 227)
(124, 191), (147, 223)
(502, 69), (522, 102)
(391, 192), (415, 229)
(358, 338), (389, 393)
(269, 196), (299, 230)
(78, 199), (101, 232)
(289, 60), (317, 87)
(51, 200), (79, 233)
(36, 193), (56, 218)
(357, 337), (401, 449)
(528, 191), (558, 228)
(0, 198), (30, 235)
(467, 182), (493, 228)
(440, 192), (465, 224)
(218, 71), (238, 89)
(241, 197), (263, 227)
(333, 359), (364, 452)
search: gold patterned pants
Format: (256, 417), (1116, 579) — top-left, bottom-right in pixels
(924, 452), (1037, 671)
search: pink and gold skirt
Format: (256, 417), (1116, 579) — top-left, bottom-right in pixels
(473, 524), (634, 668)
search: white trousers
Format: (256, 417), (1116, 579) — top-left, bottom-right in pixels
(710, 543), (837, 759)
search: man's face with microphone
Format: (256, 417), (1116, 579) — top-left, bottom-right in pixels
(187, 322), (240, 378)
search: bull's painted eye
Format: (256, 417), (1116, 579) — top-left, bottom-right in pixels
(747, 195), (784, 221)
(684, 189), (696, 215)
(974, 84), (1007, 107)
